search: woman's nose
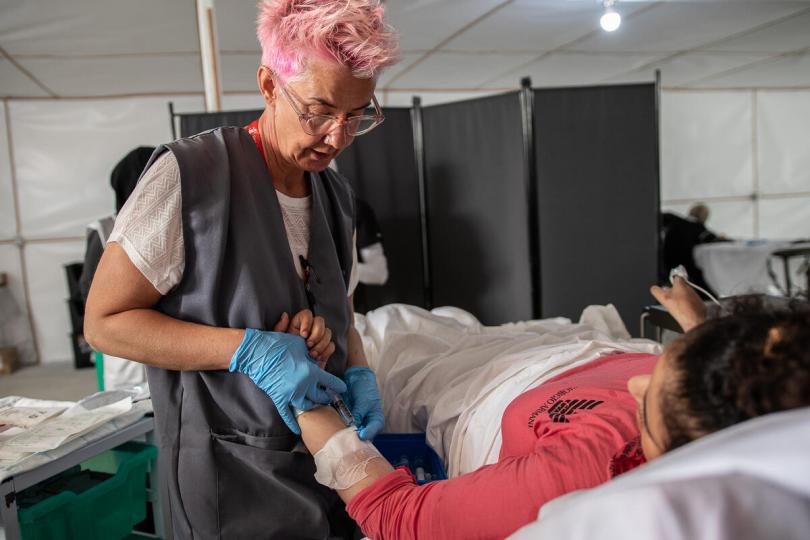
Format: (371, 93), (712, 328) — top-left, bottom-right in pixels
(324, 122), (352, 150)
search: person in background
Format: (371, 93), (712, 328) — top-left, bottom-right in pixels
(661, 202), (727, 294)
(84, 1), (398, 537)
(80, 146), (154, 390)
(79, 147), (154, 301)
(687, 202), (710, 227)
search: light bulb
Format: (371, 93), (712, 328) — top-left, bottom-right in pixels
(600, 9), (621, 32)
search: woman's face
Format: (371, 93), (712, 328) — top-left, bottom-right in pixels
(627, 343), (680, 461)
(259, 58), (376, 172)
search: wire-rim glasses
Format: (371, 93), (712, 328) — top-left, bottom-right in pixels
(272, 72), (385, 137)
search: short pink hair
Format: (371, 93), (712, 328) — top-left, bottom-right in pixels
(257, 0), (399, 82)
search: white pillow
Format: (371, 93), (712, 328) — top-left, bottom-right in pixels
(509, 407), (810, 540)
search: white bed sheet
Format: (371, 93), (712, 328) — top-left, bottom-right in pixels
(356, 304), (662, 477)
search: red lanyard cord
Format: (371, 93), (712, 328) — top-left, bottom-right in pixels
(245, 119), (267, 168)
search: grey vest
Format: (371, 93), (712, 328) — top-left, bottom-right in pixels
(144, 127), (356, 539)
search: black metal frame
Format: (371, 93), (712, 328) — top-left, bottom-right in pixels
(410, 96), (433, 309)
(520, 77), (541, 319)
(654, 70), (663, 287)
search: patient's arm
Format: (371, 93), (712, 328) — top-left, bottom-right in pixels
(297, 406), (621, 540)
(297, 406), (394, 501)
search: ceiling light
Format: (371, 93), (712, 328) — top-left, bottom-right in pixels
(600, 1), (621, 32)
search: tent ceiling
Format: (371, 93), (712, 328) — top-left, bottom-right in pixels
(1, 0), (809, 100)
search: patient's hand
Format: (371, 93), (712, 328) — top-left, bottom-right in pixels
(650, 277), (707, 333)
(274, 310), (336, 367)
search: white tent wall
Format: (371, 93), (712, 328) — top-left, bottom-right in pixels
(1, 95), (205, 365)
(661, 89), (810, 239)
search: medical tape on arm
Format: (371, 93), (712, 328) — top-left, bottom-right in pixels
(314, 427), (385, 490)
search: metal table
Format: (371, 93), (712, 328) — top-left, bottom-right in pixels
(0, 416), (162, 540)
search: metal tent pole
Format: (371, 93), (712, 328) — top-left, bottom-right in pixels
(196, 0), (223, 112)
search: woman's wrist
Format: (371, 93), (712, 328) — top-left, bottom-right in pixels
(223, 328), (247, 369)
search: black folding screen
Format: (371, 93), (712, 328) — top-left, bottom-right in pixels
(533, 85), (660, 326)
(178, 108), (262, 137)
(172, 82), (659, 332)
(335, 109), (426, 310)
(421, 93), (533, 325)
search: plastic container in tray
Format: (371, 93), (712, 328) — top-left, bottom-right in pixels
(17, 441), (157, 540)
(372, 433), (447, 485)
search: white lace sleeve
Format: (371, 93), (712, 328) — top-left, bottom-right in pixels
(108, 151), (185, 295)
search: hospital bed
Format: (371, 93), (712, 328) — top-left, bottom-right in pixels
(358, 303), (810, 539)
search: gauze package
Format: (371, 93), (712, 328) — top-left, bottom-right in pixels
(314, 427), (384, 490)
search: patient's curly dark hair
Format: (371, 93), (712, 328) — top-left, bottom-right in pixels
(662, 299), (810, 451)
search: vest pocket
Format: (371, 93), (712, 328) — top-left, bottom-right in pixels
(210, 430), (332, 539)
(210, 428), (298, 451)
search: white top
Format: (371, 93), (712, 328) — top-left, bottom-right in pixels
(109, 151), (359, 297)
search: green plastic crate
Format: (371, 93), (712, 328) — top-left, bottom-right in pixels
(18, 441), (157, 540)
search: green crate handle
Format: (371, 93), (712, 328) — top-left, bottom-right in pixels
(94, 351), (104, 391)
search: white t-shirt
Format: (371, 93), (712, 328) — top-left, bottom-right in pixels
(109, 151), (359, 297)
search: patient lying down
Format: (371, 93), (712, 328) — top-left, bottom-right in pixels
(296, 280), (810, 540)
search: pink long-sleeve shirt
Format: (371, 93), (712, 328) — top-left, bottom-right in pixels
(347, 352), (657, 540)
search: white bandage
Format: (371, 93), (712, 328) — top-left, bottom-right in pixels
(313, 427), (384, 490)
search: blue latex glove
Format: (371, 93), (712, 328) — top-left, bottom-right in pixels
(343, 366), (384, 441)
(229, 328), (347, 435)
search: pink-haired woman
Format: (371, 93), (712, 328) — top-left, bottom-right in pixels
(84, 1), (398, 537)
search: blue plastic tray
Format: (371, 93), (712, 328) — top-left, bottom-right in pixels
(372, 433), (447, 484)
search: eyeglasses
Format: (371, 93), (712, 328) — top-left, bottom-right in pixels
(272, 73), (385, 137)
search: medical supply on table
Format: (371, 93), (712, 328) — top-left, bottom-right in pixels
(292, 390), (356, 427)
(1, 397), (133, 455)
(373, 433), (447, 485)
(670, 265), (722, 306)
(0, 406), (66, 429)
(414, 458), (426, 482)
(313, 427), (385, 490)
(229, 328), (347, 434)
(328, 389), (356, 427)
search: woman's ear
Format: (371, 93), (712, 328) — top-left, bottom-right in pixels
(257, 66), (276, 106)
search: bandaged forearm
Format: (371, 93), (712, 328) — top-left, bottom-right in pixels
(314, 427), (385, 490)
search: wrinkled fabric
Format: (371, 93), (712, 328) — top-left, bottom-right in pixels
(356, 303), (662, 476)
